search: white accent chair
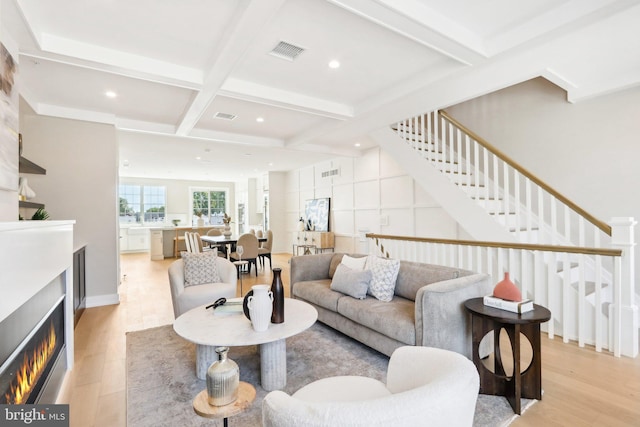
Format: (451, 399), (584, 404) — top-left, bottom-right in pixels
(262, 346), (479, 427)
(168, 256), (237, 318)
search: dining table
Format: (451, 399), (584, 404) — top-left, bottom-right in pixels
(200, 234), (266, 256)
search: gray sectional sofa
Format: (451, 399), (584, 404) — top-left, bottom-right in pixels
(290, 252), (492, 358)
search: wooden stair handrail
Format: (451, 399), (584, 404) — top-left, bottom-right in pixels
(366, 233), (622, 257)
(435, 110), (612, 236)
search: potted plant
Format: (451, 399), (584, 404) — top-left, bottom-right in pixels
(31, 208), (50, 220)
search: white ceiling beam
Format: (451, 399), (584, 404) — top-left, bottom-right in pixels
(176, 0), (288, 136)
(328, 0), (486, 65)
(35, 103), (116, 125)
(188, 128), (284, 148)
(220, 78), (353, 120)
(20, 50), (202, 90)
(37, 33), (203, 85)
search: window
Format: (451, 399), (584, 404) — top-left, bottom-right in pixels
(191, 188), (227, 225)
(119, 184), (166, 224)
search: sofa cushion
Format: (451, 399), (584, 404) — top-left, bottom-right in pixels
(366, 256), (400, 302)
(394, 261), (462, 301)
(329, 254), (368, 278)
(341, 254), (367, 270)
(330, 264), (372, 299)
(181, 250), (221, 287)
(337, 296), (416, 345)
(293, 279), (343, 312)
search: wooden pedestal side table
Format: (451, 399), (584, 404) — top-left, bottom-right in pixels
(193, 381), (256, 427)
(464, 297), (551, 415)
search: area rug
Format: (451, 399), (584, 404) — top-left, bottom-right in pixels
(126, 323), (535, 426)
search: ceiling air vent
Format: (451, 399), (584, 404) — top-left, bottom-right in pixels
(269, 41), (305, 61)
(321, 168), (340, 178)
(214, 112), (237, 121)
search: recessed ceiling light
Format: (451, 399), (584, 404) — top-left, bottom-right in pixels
(256, 117), (265, 123)
(195, 156), (201, 160)
(328, 60), (340, 69)
(105, 90), (117, 98)
(268, 162), (273, 166)
(354, 143), (361, 147)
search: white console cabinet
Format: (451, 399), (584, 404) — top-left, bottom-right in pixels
(293, 231), (334, 254)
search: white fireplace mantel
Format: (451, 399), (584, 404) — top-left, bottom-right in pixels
(0, 220), (75, 379)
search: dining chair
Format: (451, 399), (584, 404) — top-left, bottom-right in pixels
(258, 229), (273, 270)
(229, 233), (259, 276)
(184, 232), (201, 253)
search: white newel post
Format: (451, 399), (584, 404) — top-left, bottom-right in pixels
(609, 217), (638, 358)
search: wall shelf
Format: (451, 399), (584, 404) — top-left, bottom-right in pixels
(19, 200), (45, 209)
(19, 155), (46, 210)
(19, 156), (46, 174)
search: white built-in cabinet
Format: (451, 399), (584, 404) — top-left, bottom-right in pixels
(150, 229), (163, 260)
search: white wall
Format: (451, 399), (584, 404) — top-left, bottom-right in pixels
(20, 112), (120, 307)
(284, 147), (461, 254)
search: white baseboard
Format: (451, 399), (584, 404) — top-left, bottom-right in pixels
(85, 293), (120, 308)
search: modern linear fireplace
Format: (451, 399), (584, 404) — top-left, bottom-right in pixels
(0, 296), (65, 404)
(0, 221), (75, 404)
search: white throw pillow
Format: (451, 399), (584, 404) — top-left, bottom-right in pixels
(330, 264), (372, 299)
(181, 250), (221, 287)
(366, 256), (400, 302)
(341, 254), (367, 271)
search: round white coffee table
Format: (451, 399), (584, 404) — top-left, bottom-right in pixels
(173, 298), (317, 391)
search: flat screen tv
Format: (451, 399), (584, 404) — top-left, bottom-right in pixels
(305, 198), (330, 232)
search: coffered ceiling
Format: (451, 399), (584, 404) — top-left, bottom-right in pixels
(2, 0), (639, 181)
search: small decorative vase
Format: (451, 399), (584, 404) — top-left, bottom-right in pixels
(247, 285), (273, 331)
(206, 347), (239, 406)
(223, 224), (232, 238)
(197, 217), (204, 227)
(271, 268), (284, 324)
(18, 177), (36, 200)
(493, 272), (522, 302)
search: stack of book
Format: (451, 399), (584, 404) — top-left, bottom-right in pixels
(483, 295), (533, 313)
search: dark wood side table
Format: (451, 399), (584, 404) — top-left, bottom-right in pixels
(464, 297), (551, 415)
(193, 381), (256, 427)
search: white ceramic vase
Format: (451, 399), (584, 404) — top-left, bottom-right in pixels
(223, 224), (232, 238)
(18, 177), (36, 200)
(247, 285), (273, 332)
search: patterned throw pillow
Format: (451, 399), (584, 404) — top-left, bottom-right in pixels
(366, 256), (400, 302)
(181, 250), (221, 287)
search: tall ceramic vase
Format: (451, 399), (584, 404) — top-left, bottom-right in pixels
(271, 268), (284, 324)
(247, 285), (273, 331)
(206, 347), (239, 406)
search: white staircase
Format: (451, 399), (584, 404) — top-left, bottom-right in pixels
(369, 110), (638, 357)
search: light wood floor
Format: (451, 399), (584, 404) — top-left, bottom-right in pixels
(59, 253), (640, 426)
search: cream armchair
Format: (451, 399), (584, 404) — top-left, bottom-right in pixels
(168, 256), (237, 318)
(262, 346), (479, 427)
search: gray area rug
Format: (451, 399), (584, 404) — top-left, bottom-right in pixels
(127, 323), (534, 426)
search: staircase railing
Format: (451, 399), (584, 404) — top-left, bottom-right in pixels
(366, 233), (630, 356)
(394, 110), (611, 248)
(386, 110), (637, 358)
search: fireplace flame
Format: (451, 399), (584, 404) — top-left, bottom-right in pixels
(5, 322), (57, 404)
